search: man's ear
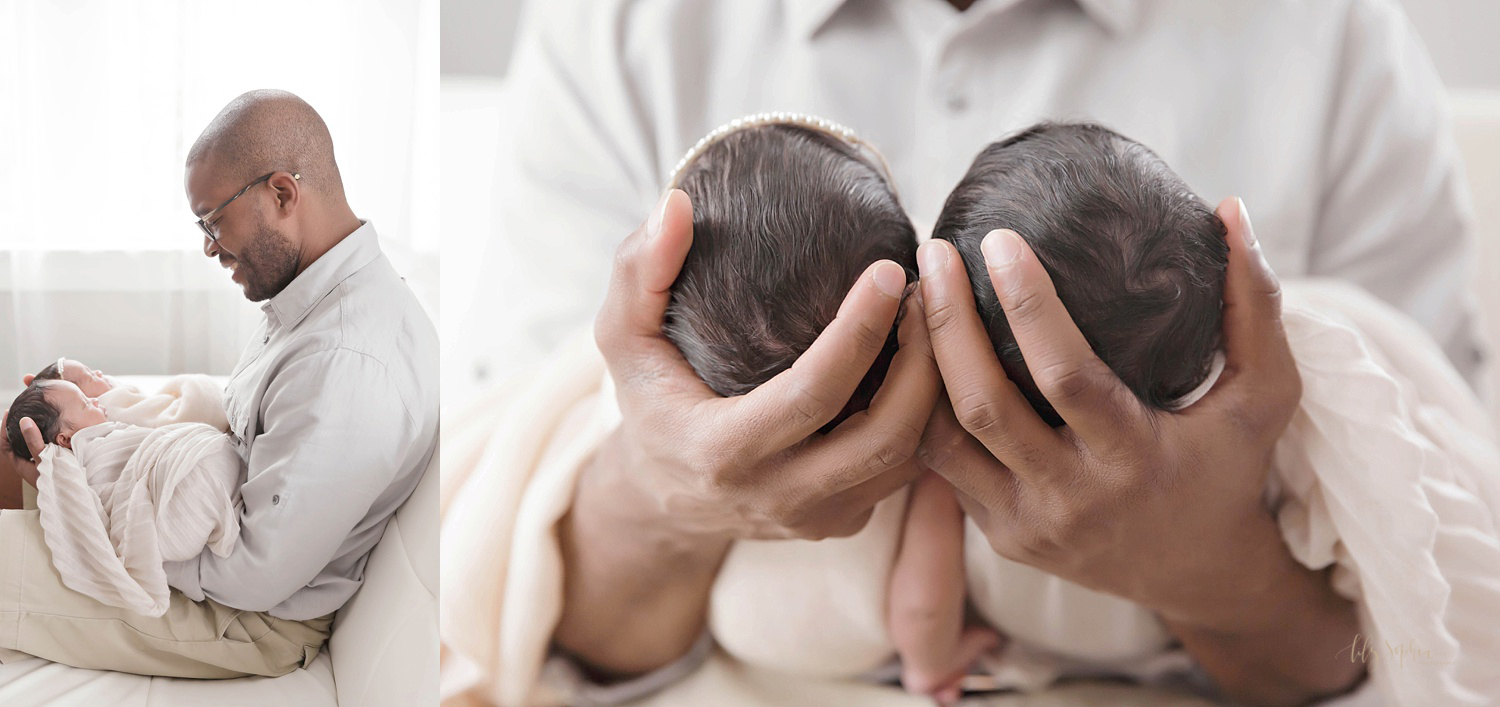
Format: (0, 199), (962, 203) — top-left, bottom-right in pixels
(21, 374), (34, 385)
(268, 171), (301, 216)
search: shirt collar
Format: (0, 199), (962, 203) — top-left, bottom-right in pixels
(262, 220), (383, 330)
(790, 0), (1138, 38)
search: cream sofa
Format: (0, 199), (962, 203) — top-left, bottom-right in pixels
(0, 376), (439, 707)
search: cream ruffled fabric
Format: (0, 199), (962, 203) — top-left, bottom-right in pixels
(440, 281), (1500, 706)
(33, 421), (242, 617)
(98, 374), (230, 432)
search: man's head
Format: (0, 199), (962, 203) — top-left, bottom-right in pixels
(185, 89), (351, 302)
(934, 122), (1228, 425)
(31, 358), (112, 398)
(663, 123), (918, 430)
(5, 380), (109, 461)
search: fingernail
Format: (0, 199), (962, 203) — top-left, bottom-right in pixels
(1237, 198), (1256, 247)
(872, 260), (906, 298)
(647, 189), (673, 238)
(918, 240), (948, 277)
(982, 229), (1023, 269)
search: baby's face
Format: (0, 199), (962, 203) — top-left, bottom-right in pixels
(41, 380), (109, 448)
(57, 359), (112, 397)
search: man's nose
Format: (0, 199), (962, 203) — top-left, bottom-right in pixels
(203, 234), (219, 258)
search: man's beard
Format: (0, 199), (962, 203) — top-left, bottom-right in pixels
(238, 217), (301, 302)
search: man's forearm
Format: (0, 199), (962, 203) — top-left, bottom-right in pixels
(553, 435), (732, 679)
(1161, 515), (1366, 706)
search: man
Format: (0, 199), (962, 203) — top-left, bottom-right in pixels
(468, 0), (1477, 704)
(0, 89), (439, 678)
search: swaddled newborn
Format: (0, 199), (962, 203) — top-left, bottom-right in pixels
(5, 367), (241, 617)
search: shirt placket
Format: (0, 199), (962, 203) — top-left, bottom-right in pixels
(910, 18), (969, 230)
(226, 304), (280, 455)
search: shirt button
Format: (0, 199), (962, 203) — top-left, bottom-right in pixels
(262, 335), (270, 344)
(272, 494), (281, 505)
(946, 94), (968, 113)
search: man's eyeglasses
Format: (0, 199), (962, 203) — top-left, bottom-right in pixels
(196, 172), (300, 242)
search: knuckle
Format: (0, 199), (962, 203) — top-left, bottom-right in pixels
(1257, 261), (1284, 301)
(867, 439), (912, 471)
(685, 436), (741, 492)
(848, 315), (891, 355)
(1017, 520), (1061, 558)
(592, 314), (619, 356)
(1033, 361), (1096, 407)
(770, 497), (812, 530)
(820, 510), (873, 540)
(1046, 502), (1086, 546)
(786, 382), (838, 431)
(953, 391), (1004, 438)
(610, 235), (641, 278)
(867, 420), (923, 469)
(985, 529), (1028, 562)
(923, 294), (961, 336)
(1001, 283), (1049, 326)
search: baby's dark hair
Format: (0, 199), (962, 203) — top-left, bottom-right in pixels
(33, 361), (62, 382)
(934, 122), (1228, 426)
(6, 384), (61, 462)
(663, 123), (918, 430)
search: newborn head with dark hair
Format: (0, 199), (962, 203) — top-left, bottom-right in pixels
(664, 123), (918, 431)
(6, 379), (109, 461)
(934, 122), (1229, 426)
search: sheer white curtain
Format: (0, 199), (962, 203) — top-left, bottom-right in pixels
(0, 0), (438, 386)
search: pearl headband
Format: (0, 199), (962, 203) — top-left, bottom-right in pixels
(1167, 351), (1225, 411)
(665, 111), (899, 197)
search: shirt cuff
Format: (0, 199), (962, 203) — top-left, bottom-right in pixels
(539, 630), (714, 706)
(163, 555), (205, 601)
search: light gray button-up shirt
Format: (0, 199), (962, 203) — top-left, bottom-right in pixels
(165, 221), (439, 621)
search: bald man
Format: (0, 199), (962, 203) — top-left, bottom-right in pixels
(0, 90), (439, 678)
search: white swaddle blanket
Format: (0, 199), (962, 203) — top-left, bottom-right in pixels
(98, 374), (230, 432)
(441, 280), (1500, 706)
(33, 419), (242, 617)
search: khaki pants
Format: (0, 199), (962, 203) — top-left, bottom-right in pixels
(0, 508), (332, 679)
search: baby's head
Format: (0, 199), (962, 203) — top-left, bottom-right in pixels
(5, 380), (110, 461)
(663, 120), (918, 430)
(32, 358), (113, 398)
(934, 122), (1228, 425)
